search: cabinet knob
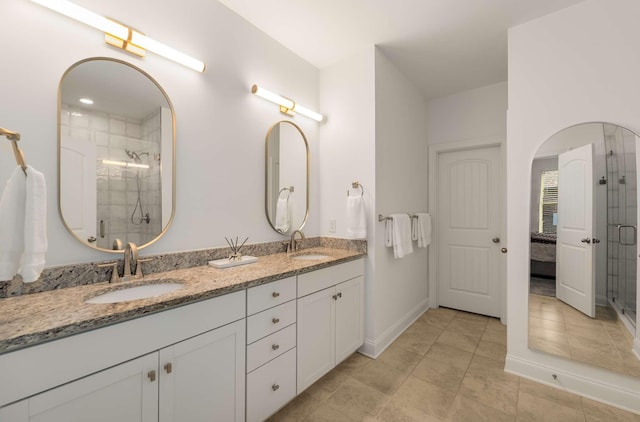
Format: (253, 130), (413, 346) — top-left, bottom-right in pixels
(272, 384), (280, 391)
(272, 344), (280, 350)
(148, 370), (156, 382)
(164, 363), (173, 374)
(272, 317), (280, 324)
(272, 291), (280, 298)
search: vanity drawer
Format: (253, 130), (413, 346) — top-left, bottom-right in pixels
(298, 259), (364, 297)
(246, 348), (296, 422)
(247, 276), (296, 315)
(247, 323), (296, 373)
(247, 300), (296, 344)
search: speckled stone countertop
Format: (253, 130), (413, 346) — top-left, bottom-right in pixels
(0, 247), (365, 354)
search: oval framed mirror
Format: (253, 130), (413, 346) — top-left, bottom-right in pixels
(58, 58), (175, 252)
(528, 122), (640, 377)
(265, 120), (309, 235)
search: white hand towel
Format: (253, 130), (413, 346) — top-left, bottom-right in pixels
(0, 167), (27, 281)
(19, 166), (47, 282)
(416, 213), (431, 248)
(275, 194), (290, 233)
(385, 217), (394, 247)
(346, 195), (366, 239)
(391, 214), (413, 258)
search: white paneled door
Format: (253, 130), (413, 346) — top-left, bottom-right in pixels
(556, 144), (595, 318)
(437, 146), (502, 317)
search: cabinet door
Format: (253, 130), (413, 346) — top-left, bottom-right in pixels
(335, 276), (365, 364)
(297, 287), (335, 392)
(4, 354), (158, 422)
(159, 319), (245, 422)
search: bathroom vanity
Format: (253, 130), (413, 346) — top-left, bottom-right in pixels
(0, 249), (365, 422)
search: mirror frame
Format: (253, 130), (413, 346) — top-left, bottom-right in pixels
(57, 57), (176, 253)
(264, 120), (310, 235)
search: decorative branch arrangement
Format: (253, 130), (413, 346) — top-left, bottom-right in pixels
(225, 236), (249, 261)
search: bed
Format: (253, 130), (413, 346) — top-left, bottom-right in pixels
(530, 232), (556, 278)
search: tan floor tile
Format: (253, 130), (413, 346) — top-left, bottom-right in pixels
(435, 329), (481, 353)
(393, 323), (442, 355)
(518, 378), (582, 411)
(453, 311), (492, 323)
(393, 375), (457, 420)
(458, 355), (519, 415)
(351, 359), (409, 395)
(528, 335), (572, 358)
(528, 315), (566, 333)
(267, 391), (323, 422)
(425, 342), (474, 370)
(475, 339), (507, 362)
(420, 308), (458, 329)
(377, 342), (424, 373)
(304, 403), (356, 422)
(325, 377), (391, 419)
(582, 397), (640, 422)
(446, 318), (488, 340)
(377, 398), (444, 422)
(564, 323), (611, 345)
(305, 366), (351, 398)
(411, 356), (466, 392)
(336, 352), (372, 376)
(445, 394), (515, 422)
(529, 307), (564, 322)
(516, 391), (585, 422)
(529, 325), (569, 345)
(482, 325), (507, 346)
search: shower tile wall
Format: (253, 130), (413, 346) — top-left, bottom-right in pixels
(61, 105), (162, 250)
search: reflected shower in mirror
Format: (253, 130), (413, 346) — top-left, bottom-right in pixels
(528, 122), (640, 377)
(59, 58), (175, 252)
(265, 121), (309, 235)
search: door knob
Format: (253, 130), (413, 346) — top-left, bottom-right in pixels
(501, 248), (508, 254)
(492, 237), (500, 243)
(580, 238), (591, 244)
(272, 317), (280, 324)
(592, 238), (601, 244)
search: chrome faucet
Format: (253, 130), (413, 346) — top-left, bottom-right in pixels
(123, 242), (139, 280)
(288, 230), (305, 253)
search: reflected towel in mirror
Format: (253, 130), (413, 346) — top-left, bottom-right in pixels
(275, 192), (290, 233)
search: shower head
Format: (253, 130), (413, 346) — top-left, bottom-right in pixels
(124, 149), (141, 162)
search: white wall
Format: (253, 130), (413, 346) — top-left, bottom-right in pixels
(427, 82), (507, 145)
(318, 46), (377, 343)
(371, 48), (429, 355)
(506, 0), (640, 412)
(0, 0), (319, 266)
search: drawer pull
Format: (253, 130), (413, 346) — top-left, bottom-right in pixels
(272, 317), (280, 324)
(164, 363), (172, 374)
(272, 383), (280, 391)
(272, 344), (280, 351)
(272, 291), (280, 298)
(148, 370), (156, 382)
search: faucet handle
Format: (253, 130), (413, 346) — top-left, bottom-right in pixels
(97, 261), (120, 283)
(135, 258), (154, 277)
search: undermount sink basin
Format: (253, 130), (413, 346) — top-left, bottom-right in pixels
(86, 281), (184, 304)
(292, 254), (330, 261)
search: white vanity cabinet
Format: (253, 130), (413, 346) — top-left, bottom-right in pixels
(296, 260), (364, 393)
(245, 276), (297, 422)
(0, 291), (246, 422)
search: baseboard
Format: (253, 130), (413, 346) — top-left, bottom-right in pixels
(634, 338), (640, 361)
(505, 354), (640, 414)
(358, 298), (429, 358)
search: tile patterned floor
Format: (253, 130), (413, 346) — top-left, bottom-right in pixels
(268, 307), (640, 422)
(528, 293), (640, 377)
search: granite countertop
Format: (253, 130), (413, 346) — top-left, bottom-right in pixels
(0, 247), (365, 354)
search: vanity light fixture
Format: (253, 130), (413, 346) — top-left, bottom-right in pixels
(251, 85), (324, 122)
(30, 0), (206, 73)
(102, 159), (150, 169)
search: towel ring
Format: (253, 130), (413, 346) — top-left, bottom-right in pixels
(347, 181), (364, 197)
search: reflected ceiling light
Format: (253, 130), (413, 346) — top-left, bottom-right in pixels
(30, 0), (206, 73)
(251, 84), (324, 122)
(79, 98), (93, 105)
(102, 159), (150, 169)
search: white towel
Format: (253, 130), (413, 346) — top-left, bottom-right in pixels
(20, 166), (47, 282)
(0, 167), (27, 281)
(415, 213), (431, 248)
(346, 195), (366, 239)
(275, 193), (290, 233)
(388, 214), (413, 258)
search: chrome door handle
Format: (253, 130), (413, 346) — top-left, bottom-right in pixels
(492, 237), (500, 243)
(272, 344), (280, 350)
(272, 317), (280, 324)
(501, 248), (507, 254)
(272, 384), (280, 391)
(592, 238), (601, 244)
(580, 238), (591, 244)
